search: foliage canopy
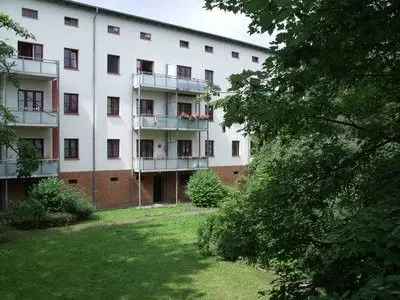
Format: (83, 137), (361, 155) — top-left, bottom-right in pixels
(201, 0), (400, 298)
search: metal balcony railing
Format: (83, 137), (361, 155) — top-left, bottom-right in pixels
(134, 157), (208, 172)
(7, 109), (59, 127)
(5, 56), (59, 79)
(134, 73), (208, 94)
(0, 159), (59, 179)
(134, 115), (208, 131)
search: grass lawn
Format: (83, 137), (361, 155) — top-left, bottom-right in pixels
(0, 205), (274, 299)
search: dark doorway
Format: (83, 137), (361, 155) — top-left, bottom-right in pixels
(153, 174), (163, 203)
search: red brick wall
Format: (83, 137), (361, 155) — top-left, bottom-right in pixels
(59, 166), (247, 209)
(211, 165), (248, 185)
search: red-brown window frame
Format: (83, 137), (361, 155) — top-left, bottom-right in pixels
(64, 138), (79, 159)
(107, 139), (120, 159)
(64, 48), (79, 70)
(107, 97), (120, 116)
(64, 93), (79, 114)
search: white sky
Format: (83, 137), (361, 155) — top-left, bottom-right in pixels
(73, 0), (272, 47)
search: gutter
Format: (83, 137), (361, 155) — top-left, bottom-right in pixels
(91, 7), (98, 207)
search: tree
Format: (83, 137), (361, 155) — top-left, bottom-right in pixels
(0, 12), (39, 177)
(201, 0), (400, 298)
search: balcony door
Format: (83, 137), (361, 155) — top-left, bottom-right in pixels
(177, 65), (191, 79)
(23, 138), (44, 158)
(137, 140), (154, 159)
(18, 41), (43, 61)
(137, 99), (154, 116)
(177, 140), (192, 158)
(177, 102), (192, 116)
(18, 90), (44, 112)
(137, 59), (154, 74)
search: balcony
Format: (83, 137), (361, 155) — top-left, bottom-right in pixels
(0, 159), (59, 179)
(134, 157), (208, 172)
(134, 73), (208, 94)
(133, 115), (208, 131)
(7, 109), (58, 127)
(6, 56), (59, 80)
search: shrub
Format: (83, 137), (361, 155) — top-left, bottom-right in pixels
(186, 170), (227, 207)
(11, 178), (94, 229)
(198, 193), (258, 261)
(11, 199), (46, 229)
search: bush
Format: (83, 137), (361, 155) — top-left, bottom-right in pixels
(186, 170), (227, 207)
(11, 178), (94, 229)
(198, 193), (258, 261)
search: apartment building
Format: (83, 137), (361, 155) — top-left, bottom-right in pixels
(0, 0), (267, 209)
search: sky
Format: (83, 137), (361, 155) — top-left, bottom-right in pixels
(73, 0), (273, 47)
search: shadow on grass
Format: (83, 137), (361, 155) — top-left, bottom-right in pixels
(0, 221), (210, 300)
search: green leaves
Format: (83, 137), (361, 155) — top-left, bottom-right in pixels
(202, 0), (400, 298)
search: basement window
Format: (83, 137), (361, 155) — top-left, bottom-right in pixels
(68, 179), (78, 184)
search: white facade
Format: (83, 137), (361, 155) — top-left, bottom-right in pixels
(0, 0), (267, 176)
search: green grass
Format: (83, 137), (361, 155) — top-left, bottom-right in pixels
(0, 204), (273, 299)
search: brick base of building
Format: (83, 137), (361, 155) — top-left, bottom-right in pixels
(0, 165), (248, 210)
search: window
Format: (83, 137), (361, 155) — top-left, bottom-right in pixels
(140, 32), (151, 40)
(107, 97), (120, 116)
(136, 140), (154, 158)
(107, 139), (120, 159)
(205, 140), (214, 157)
(136, 59), (154, 74)
(177, 102), (192, 115)
(22, 8), (38, 19)
(232, 51), (240, 59)
(178, 140), (192, 157)
(232, 141), (240, 157)
(108, 25), (120, 35)
(205, 70), (214, 85)
(65, 17), (79, 27)
(18, 42), (43, 60)
(180, 40), (189, 48)
(137, 99), (154, 116)
(64, 139), (79, 159)
(222, 124), (226, 133)
(110, 177), (119, 182)
(18, 90), (43, 111)
(68, 179), (78, 184)
(205, 105), (214, 121)
(177, 65), (192, 79)
(107, 54), (120, 74)
(64, 93), (79, 114)
(252, 56), (259, 63)
(24, 139), (44, 158)
(205, 45), (214, 53)
(64, 48), (78, 69)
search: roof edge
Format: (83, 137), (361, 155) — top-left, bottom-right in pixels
(43, 0), (270, 52)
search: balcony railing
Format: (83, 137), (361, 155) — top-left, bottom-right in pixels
(5, 56), (59, 80)
(134, 73), (208, 94)
(134, 115), (208, 131)
(0, 159), (59, 179)
(134, 157), (208, 172)
(7, 109), (59, 127)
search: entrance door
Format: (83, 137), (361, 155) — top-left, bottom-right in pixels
(153, 174), (163, 203)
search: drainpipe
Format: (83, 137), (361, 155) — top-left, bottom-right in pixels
(1, 74), (8, 209)
(92, 8), (98, 207)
